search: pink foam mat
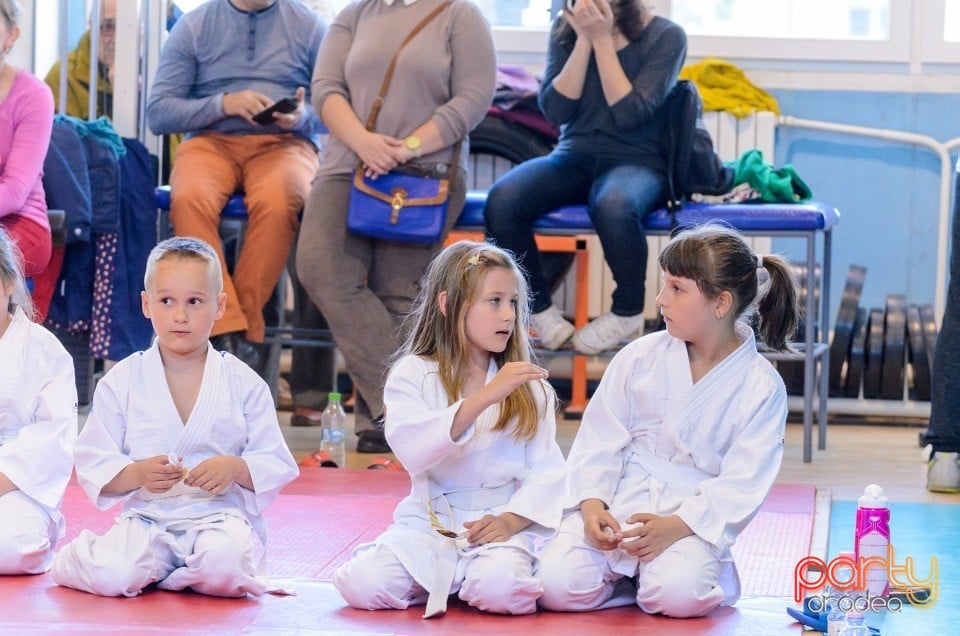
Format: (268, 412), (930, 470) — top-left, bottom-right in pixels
(0, 471), (813, 634)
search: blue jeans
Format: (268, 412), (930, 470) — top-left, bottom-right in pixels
(484, 151), (668, 315)
(924, 169), (960, 452)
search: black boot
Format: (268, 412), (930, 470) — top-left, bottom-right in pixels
(210, 331), (261, 370)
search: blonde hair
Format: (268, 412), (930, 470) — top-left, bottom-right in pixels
(144, 236), (223, 295)
(0, 226), (35, 319)
(659, 223), (800, 351)
(396, 241), (549, 441)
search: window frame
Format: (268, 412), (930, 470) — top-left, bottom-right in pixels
(920, 0), (960, 63)
(492, 0), (918, 66)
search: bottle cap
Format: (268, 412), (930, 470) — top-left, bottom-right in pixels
(329, 392), (341, 402)
(858, 484), (888, 508)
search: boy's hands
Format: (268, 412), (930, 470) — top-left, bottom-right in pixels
(184, 456), (245, 495)
(138, 455), (186, 493)
(581, 498), (623, 550)
(618, 513), (693, 562)
(463, 512), (531, 546)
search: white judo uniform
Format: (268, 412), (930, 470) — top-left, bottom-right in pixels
(50, 342), (298, 598)
(333, 355), (566, 617)
(538, 323), (786, 618)
(0, 308), (78, 574)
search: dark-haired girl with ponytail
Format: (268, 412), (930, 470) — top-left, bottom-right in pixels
(537, 224), (798, 618)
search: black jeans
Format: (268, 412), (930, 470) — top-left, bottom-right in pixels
(924, 169), (960, 452)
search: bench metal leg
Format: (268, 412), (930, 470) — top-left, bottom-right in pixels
(802, 232), (816, 463)
(566, 239), (590, 418)
(818, 229), (832, 451)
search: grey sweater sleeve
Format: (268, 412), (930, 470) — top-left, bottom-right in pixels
(146, 21), (224, 135)
(429, 2), (496, 146)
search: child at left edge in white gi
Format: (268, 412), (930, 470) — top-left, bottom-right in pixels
(0, 226), (77, 574)
(50, 236), (298, 597)
(333, 240), (566, 618)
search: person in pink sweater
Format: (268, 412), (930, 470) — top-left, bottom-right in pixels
(0, 0), (55, 318)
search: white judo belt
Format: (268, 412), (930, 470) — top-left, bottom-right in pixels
(625, 449), (713, 489)
(423, 480), (517, 619)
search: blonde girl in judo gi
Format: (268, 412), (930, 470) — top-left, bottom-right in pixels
(538, 224), (799, 618)
(0, 227), (77, 574)
(51, 237), (298, 597)
(333, 241), (566, 618)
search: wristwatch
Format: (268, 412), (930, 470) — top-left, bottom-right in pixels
(405, 135), (423, 158)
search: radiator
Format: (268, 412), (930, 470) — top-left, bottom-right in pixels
(553, 111), (778, 320)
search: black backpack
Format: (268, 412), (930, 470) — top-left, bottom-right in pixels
(661, 80), (735, 213)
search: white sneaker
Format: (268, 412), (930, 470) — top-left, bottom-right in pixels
(572, 311), (646, 355)
(927, 452), (960, 493)
(530, 305), (575, 350)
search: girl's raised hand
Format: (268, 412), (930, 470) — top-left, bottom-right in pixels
(484, 361), (548, 404)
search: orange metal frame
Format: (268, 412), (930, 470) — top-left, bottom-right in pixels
(446, 231), (590, 418)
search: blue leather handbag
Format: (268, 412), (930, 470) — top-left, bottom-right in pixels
(347, 167), (449, 244)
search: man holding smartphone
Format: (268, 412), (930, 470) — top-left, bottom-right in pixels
(146, 0), (326, 368)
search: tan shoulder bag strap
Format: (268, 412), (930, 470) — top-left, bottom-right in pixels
(364, 1), (452, 131)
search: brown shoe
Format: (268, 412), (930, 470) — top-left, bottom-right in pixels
(290, 406), (323, 427)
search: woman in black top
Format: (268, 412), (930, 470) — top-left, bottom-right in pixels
(484, 0), (686, 354)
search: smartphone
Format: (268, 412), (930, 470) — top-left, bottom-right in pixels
(252, 97), (299, 125)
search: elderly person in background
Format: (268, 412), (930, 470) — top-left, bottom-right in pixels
(297, 0), (496, 453)
(45, 0), (116, 120)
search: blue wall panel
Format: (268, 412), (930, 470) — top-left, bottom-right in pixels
(765, 89), (960, 325)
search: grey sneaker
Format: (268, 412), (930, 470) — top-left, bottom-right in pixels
(927, 451), (960, 493)
(572, 311), (645, 354)
(530, 305), (575, 350)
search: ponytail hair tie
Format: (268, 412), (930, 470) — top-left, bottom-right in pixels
(756, 254), (764, 269)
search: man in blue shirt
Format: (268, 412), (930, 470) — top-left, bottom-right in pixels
(146, 0), (326, 366)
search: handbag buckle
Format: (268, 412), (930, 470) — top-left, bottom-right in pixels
(390, 188), (408, 224)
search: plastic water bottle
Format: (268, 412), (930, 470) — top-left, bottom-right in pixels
(839, 612), (870, 636)
(319, 392), (347, 468)
(854, 484), (890, 597)
(825, 586), (847, 636)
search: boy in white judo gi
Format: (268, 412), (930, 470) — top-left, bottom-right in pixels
(50, 237), (298, 597)
(538, 224), (799, 618)
(333, 241), (566, 618)
(0, 227), (78, 574)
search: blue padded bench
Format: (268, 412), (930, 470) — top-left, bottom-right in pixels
(456, 190), (840, 463)
(156, 186), (839, 462)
